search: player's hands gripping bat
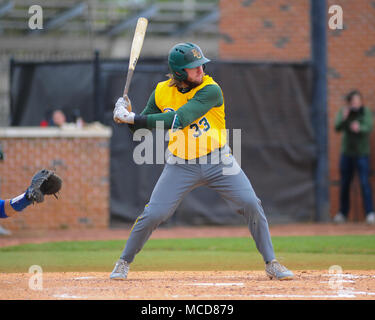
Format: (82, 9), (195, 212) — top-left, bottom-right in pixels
(113, 97), (135, 124)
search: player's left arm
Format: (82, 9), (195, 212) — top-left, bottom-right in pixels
(176, 85), (223, 129)
(1, 192), (35, 218)
(358, 107), (373, 133)
(133, 85), (223, 130)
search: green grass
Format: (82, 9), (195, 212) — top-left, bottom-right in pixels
(0, 235), (374, 273)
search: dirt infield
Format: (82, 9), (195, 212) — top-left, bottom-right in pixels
(1, 223), (374, 248)
(1, 223), (374, 300)
(1, 270), (375, 300)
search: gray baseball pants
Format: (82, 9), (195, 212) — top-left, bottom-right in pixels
(121, 145), (276, 263)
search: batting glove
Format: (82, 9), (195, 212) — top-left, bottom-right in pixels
(113, 97), (135, 124)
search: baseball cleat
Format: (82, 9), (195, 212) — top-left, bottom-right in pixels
(333, 212), (346, 224)
(366, 212), (375, 225)
(0, 225), (12, 236)
(265, 259), (294, 280)
(110, 259), (130, 280)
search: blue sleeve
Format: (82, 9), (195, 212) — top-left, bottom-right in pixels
(0, 199), (8, 218)
(10, 193), (31, 211)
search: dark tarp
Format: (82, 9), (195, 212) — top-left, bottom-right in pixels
(10, 61), (95, 125)
(10, 58), (315, 225)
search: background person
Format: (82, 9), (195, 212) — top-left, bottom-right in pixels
(0, 144), (12, 235)
(51, 109), (67, 127)
(40, 109), (84, 128)
(333, 90), (374, 224)
(40, 109), (67, 127)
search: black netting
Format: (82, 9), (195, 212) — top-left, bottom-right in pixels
(10, 58), (315, 225)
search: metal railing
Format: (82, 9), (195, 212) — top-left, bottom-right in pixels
(0, 0), (219, 36)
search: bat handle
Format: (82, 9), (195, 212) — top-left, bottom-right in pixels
(123, 69), (134, 98)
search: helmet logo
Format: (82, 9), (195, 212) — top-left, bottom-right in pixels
(191, 49), (202, 59)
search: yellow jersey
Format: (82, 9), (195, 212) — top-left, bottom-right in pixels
(155, 75), (227, 160)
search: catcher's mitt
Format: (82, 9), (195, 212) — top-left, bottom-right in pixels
(26, 169), (62, 203)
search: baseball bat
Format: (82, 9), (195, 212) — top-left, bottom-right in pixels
(122, 17), (148, 111)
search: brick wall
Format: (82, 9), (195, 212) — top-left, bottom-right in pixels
(0, 131), (110, 230)
(327, 0), (375, 220)
(219, 0), (375, 220)
(219, 0), (310, 61)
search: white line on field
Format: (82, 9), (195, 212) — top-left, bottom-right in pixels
(53, 293), (87, 299)
(320, 280), (356, 283)
(163, 291), (375, 299)
(322, 274), (372, 279)
(188, 282), (245, 286)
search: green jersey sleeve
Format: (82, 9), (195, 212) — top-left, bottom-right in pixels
(176, 85), (223, 128)
(127, 90), (161, 132)
(140, 90), (161, 115)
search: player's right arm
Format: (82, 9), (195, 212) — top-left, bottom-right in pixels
(0, 199), (16, 218)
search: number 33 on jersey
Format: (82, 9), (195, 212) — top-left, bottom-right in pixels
(155, 75), (227, 160)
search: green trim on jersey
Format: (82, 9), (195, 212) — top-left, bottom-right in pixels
(176, 84), (223, 128)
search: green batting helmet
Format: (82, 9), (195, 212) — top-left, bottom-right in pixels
(168, 43), (210, 81)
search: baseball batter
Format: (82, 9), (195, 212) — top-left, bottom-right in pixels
(111, 43), (293, 280)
